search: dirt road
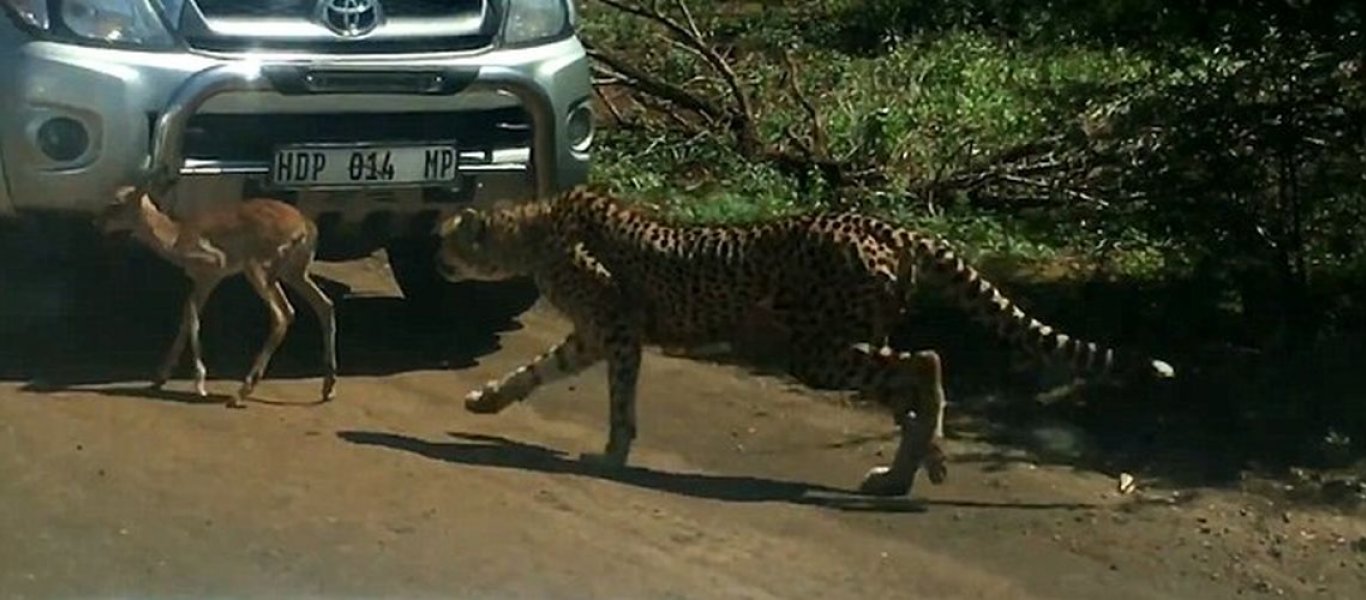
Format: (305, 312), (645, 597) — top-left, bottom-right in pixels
(1, 255), (1363, 599)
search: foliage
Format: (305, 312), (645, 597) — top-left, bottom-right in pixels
(578, 0), (1366, 465)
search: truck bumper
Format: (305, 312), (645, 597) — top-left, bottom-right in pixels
(0, 35), (592, 223)
(0, 140), (13, 217)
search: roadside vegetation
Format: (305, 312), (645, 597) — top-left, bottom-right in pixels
(577, 0), (1366, 491)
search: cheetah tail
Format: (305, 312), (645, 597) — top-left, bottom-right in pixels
(903, 235), (1175, 383)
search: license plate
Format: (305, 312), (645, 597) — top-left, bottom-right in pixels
(270, 143), (458, 188)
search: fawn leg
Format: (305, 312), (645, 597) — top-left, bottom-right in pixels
(283, 271), (337, 402)
(157, 275), (222, 397)
(235, 266), (294, 407)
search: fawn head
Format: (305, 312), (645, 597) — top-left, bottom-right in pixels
(96, 185), (157, 236)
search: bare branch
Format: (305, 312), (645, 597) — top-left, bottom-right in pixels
(781, 48), (831, 159)
(593, 84), (628, 127)
(586, 45), (723, 124)
(591, 0), (758, 152)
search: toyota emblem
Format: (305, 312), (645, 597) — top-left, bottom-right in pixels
(315, 0), (384, 38)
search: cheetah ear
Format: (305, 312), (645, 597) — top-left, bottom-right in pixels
(467, 211), (489, 244)
(435, 208), (481, 238)
(435, 215), (460, 237)
(461, 208), (488, 242)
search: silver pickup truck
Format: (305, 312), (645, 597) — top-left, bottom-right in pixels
(0, 0), (592, 308)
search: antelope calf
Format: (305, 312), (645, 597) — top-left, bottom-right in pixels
(97, 185), (337, 408)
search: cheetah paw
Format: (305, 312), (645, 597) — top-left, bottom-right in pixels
(858, 466), (913, 497)
(464, 386), (510, 414)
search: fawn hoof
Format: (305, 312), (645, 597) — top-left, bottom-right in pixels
(225, 398), (247, 409)
(858, 466), (913, 497)
(148, 379), (166, 391)
(320, 376), (337, 403)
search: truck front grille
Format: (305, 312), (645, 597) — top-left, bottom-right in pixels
(182, 36), (490, 54)
(183, 0), (493, 54)
(193, 0), (482, 19)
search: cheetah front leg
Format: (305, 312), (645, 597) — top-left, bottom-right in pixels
(464, 332), (601, 414)
(579, 323), (643, 469)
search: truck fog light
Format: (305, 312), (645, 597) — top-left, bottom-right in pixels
(567, 102), (594, 152)
(36, 117), (90, 162)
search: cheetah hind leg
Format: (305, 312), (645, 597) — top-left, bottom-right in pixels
(579, 331), (642, 469)
(844, 344), (949, 496)
(860, 414), (948, 496)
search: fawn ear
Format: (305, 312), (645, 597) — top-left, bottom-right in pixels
(113, 185), (142, 205)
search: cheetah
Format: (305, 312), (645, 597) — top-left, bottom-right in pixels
(435, 186), (1174, 497)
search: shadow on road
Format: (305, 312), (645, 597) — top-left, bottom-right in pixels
(0, 248), (537, 389)
(337, 430), (1099, 514)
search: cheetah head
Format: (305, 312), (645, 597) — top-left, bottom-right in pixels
(435, 207), (534, 283)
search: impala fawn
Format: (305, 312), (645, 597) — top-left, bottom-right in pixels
(97, 184), (337, 408)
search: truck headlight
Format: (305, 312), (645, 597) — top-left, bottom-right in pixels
(2, 0), (175, 48)
(501, 0), (571, 47)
